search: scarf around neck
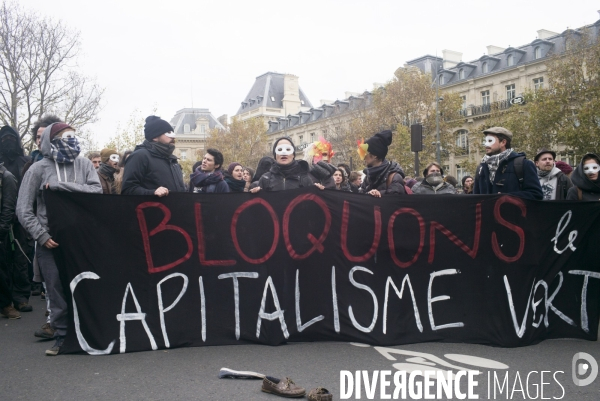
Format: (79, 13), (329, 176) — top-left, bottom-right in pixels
(51, 138), (81, 164)
(145, 139), (175, 159)
(276, 160), (301, 178)
(190, 168), (224, 188)
(224, 175), (246, 192)
(482, 148), (513, 184)
(98, 162), (117, 181)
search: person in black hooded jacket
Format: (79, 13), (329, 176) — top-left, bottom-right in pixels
(358, 130), (407, 197)
(0, 126), (31, 187)
(122, 116), (186, 196)
(567, 153), (600, 201)
(251, 137), (315, 192)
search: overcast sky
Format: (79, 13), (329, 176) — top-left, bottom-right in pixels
(19, 0), (599, 147)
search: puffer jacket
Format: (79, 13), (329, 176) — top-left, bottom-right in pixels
(258, 160), (314, 191)
(17, 124), (102, 246)
(566, 153), (600, 201)
(411, 180), (456, 194)
(360, 160), (407, 195)
(309, 161), (336, 189)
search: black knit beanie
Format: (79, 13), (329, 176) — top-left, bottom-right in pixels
(272, 136), (296, 157)
(365, 130), (393, 159)
(144, 116), (173, 140)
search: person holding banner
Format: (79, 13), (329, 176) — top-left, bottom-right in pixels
(121, 116), (186, 197)
(357, 130), (407, 197)
(251, 137), (315, 192)
(17, 122), (102, 356)
(473, 127), (543, 200)
(411, 162), (456, 195)
(567, 153), (600, 201)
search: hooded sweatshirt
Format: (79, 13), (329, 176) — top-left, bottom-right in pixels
(566, 153), (600, 201)
(538, 166), (570, 200)
(16, 124), (102, 246)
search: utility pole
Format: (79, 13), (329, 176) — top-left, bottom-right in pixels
(435, 69), (441, 165)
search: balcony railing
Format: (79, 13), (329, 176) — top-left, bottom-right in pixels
(459, 100), (512, 118)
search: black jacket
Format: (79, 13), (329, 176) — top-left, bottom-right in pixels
(309, 161), (337, 189)
(121, 141), (186, 195)
(0, 126), (31, 187)
(567, 154), (600, 201)
(360, 160), (407, 195)
(258, 160), (314, 191)
(473, 151), (543, 200)
(0, 165), (17, 238)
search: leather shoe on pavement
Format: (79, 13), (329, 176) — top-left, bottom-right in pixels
(307, 387), (333, 401)
(262, 376), (305, 398)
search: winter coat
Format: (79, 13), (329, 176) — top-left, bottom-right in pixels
(258, 160), (314, 191)
(97, 163), (119, 195)
(309, 161), (337, 189)
(121, 141), (186, 195)
(538, 166), (572, 200)
(473, 151), (543, 200)
(189, 170), (230, 194)
(566, 154), (600, 201)
(0, 166), (17, 238)
(411, 180), (456, 194)
(0, 126), (31, 187)
(360, 160), (407, 195)
(17, 124), (102, 247)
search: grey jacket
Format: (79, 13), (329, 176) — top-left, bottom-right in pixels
(411, 180), (456, 194)
(16, 124), (102, 246)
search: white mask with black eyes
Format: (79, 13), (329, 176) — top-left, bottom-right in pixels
(275, 144), (294, 156)
(583, 163), (600, 176)
(483, 136), (496, 147)
(109, 154), (120, 163)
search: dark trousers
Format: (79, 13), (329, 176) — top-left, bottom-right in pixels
(0, 231), (30, 306)
(0, 260), (12, 308)
(36, 246), (67, 337)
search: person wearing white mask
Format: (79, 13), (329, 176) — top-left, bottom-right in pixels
(567, 153), (600, 201)
(534, 148), (572, 200)
(473, 127), (543, 200)
(251, 136), (315, 192)
(97, 148), (120, 194)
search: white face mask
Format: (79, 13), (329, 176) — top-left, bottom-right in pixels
(164, 132), (176, 138)
(109, 154), (120, 163)
(275, 144), (294, 156)
(483, 136), (496, 146)
(583, 163), (600, 175)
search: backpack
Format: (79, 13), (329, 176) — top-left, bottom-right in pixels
(513, 155), (525, 190)
(386, 172), (412, 194)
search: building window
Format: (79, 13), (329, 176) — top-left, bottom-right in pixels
(299, 135), (303, 144)
(482, 62), (488, 73)
(507, 54), (514, 66)
(310, 132), (315, 142)
(456, 165), (468, 182)
(460, 95), (467, 110)
(439, 74), (445, 85)
(533, 77), (544, 90)
(534, 46), (541, 59)
(481, 90), (490, 105)
(180, 150), (187, 160)
(201, 125), (206, 134)
(184, 124), (190, 133)
(455, 130), (468, 149)
(459, 69), (465, 79)
(506, 84), (516, 100)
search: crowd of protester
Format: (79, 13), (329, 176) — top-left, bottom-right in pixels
(0, 114), (598, 357)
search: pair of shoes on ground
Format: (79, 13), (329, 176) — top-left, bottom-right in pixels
(1, 305), (21, 319)
(35, 323), (55, 340)
(262, 376), (332, 400)
(45, 336), (64, 356)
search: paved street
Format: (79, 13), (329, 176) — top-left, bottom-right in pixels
(1, 303), (599, 401)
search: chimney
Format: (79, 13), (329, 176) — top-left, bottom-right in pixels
(537, 29), (559, 39)
(486, 45), (506, 55)
(442, 50), (462, 69)
(282, 74), (301, 116)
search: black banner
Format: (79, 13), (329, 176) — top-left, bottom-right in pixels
(45, 188), (600, 355)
